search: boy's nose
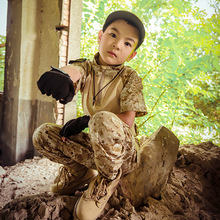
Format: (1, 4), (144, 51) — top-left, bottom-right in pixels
(112, 43), (120, 50)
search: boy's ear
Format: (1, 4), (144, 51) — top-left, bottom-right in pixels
(98, 30), (103, 44)
(127, 51), (137, 62)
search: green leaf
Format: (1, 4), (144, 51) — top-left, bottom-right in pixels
(213, 57), (220, 71)
(79, 0), (220, 146)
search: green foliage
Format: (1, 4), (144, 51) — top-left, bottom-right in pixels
(79, 0), (220, 145)
(0, 35), (6, 91)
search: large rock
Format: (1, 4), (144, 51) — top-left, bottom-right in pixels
(118, 126), (180, 207)
(105, 141), (220, 219)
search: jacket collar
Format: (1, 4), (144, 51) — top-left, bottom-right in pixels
(92, 52), (124, 72)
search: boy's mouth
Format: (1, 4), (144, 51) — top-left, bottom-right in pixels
(108, 51), (117, 58)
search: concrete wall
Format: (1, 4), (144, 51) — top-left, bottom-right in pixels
(64, 0), (82, 124)
(0, 0), (82, 165)
(55, 0), (83, 125)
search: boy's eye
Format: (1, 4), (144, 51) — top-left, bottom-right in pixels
(110, 33), (116, 38)
(125, 42), (132, 47)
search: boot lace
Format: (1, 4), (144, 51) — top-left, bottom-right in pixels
(57, 166), (71, 190)
(92, 176), (109, 202)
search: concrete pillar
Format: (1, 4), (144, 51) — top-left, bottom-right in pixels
(64, 0), (83, 123)
(0, 0), (82, 166)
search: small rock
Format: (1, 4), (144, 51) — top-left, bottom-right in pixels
(0, 166), (6, 176)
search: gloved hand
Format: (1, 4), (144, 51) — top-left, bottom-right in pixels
(37, 66), (75, 104)
(60, 116), (90, 137)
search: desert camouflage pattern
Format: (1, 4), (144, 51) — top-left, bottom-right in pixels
(33, 111), (138, 180)
(70, 53), (147, 117)
(33, 53), (146, 180)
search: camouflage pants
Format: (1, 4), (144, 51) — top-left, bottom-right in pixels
(33, 111), (137, 180)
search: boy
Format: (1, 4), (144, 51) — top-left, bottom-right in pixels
(33, 10), (147, 219)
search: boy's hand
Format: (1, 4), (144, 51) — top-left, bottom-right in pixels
(60, 116), (90, 137)
(37, 67), (75, 104)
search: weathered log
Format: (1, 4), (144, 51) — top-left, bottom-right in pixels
(118, 126), (180, 207)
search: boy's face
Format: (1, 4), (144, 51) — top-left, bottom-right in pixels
(98, 19), (139, 66)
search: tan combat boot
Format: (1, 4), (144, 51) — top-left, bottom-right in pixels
(74, 169), (122, 220)
(51, 166), (98, 195)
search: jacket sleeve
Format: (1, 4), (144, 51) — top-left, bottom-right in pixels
(120, 71), (147, 117)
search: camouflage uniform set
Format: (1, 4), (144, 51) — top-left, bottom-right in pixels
(33, 52), (147, 181)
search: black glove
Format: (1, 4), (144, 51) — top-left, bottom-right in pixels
(60, 116), (90, 137)
(37, 66), (75, 104)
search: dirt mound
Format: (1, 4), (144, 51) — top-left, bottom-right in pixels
(0, 141), (220, 219)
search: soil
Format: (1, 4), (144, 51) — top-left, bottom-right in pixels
(0, 141), (220, 220)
